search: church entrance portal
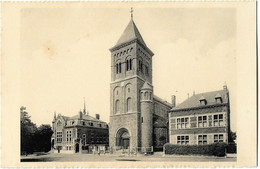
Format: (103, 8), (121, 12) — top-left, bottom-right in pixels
(116, 128), (130, 149)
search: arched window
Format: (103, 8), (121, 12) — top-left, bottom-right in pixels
(145, 65), (149, 76)
(116, 63), (118, 74)
(126, 98), (132, 112)
(119, 63), (122, 73)
(144, 91), (148, 100)
(139, 60), (143, 73)
(126, 58), (132, 71)
(129, 59), (132, 70)
(57, 120), (62, 126)
(115, 100), (120, 114)
(126, 60), (129, 71)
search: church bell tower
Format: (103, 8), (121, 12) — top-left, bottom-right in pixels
(109, 9), (154, 150)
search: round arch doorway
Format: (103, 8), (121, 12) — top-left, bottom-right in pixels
(116, 128), (130, 149)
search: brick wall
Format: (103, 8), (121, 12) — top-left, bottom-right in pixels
(169, 105), (229, 145)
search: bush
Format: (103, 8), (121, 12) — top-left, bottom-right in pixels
(227, 143), (237, 153)
(164, 143), (228, 157)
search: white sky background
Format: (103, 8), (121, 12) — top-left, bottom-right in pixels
(20, 7), (237, 131)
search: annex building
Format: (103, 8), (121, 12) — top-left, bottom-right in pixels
(169, 85), (231, 145)
(109, 18), (173, 152)
(51, 106), (109, 154)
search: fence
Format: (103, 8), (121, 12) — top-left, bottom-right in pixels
(108, 146), (153, 155)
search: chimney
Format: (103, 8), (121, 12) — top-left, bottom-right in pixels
(95, 114), (100, 120)
(223, 85), (228, 91)
(54, 111), (57, 121)
(171, 95), (176, 107)
(79, 110), (83, 119)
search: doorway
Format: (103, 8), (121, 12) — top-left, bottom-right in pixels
(75, 143), (79, 153)
(116, 128), (130, 149)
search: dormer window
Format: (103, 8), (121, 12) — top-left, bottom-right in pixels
(199, 96), (207, 106)
(215, 93), (222, 104)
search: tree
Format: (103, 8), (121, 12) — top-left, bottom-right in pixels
(35, 125), (53, 152)
(20, 106), (37, 155)
(230, 131), (237, 142)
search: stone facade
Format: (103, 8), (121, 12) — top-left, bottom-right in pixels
(169, 86), (231, 145)
(109, 19), (172, 151)
(51, 111), (109, 154)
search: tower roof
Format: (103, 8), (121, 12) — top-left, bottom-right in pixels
(141, 81), (153, 90)
(115, 19), (147, 47)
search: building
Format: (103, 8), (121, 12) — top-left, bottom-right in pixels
(51, 106), (109, 154)
(169, 86), (231, 145)
(109, 17), (172, 152)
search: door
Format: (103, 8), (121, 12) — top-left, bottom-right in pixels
(123, 138), (129, 149)
(75, 143), (79, 153)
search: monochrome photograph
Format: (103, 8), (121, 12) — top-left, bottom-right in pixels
(1, 2), (257, 167)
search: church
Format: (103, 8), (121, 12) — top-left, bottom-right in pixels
(108, 15), (173, 152)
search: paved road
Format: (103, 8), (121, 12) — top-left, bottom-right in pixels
(21, 152), (237, 162)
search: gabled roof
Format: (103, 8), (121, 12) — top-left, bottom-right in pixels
(172, 89), (229, 110)
(115, 19), (147, 47)
(153, 95), (172, 108)
(57, 114), (69, 121)
(68, 114), (105, 123)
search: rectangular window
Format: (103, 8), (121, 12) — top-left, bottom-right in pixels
(198, 116), (207, 127)
(198, 135), (207, 145)
(56, 132), (62, 143)
(214, 114), (224, 126)
(214, 134), (224, 142)
(176, 117), (189, 129)
(177, 136), (189, 144)
(82, 134), (86, 145)
(66, 130), (72, 144)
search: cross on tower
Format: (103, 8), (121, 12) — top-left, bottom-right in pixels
(130, 7), (133, 19)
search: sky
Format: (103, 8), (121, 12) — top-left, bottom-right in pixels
(20, 7), (237, 131)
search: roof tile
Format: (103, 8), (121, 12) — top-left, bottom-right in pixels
(172, 89), (228, 110)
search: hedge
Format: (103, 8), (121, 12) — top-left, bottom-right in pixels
(227, 143), (237, 153)
(164, 143), (228, 157)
